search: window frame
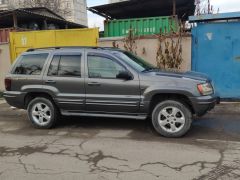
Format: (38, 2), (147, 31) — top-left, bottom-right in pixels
(47, 52), (82, 78)
(87, 53), (129, 80)
(11, 52), (50, 76)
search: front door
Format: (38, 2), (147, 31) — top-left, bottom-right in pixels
(85, 52), (140, 114)
(43, 51), (85, 112)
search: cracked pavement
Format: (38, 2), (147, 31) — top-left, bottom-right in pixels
(0, 103), (240, 180)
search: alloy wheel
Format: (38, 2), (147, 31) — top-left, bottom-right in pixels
(31, 102), (52, 126)
(158, 106), (186, 133)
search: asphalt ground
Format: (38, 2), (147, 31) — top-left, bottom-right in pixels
(0, 101), (240, 180)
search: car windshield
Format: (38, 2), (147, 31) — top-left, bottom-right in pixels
(114, 51), (157, 72)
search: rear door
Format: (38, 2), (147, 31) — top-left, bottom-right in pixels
(43, 51), (85, 112)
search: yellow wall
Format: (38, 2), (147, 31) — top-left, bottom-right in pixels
(10, 28), (99, 63)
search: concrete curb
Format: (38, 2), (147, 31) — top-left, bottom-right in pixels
(0, 99), (5, 104)
(210, 103), (240, 114)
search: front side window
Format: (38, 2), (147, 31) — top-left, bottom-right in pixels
(115, 51), (156, 72)
(48, 55), (81, 77)
(13, 53), (49, 75)
(88, 55), (125, 79)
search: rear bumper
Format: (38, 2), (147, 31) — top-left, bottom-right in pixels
(190, 95), (220, 116)
(3, 91), (26, 109)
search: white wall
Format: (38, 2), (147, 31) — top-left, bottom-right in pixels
(63, 0), (88, 26)
(0, 37), (192, 91)
(99, 36), (192, 71)
(0, 43), (11, 91)
(0, 0), (88, 26)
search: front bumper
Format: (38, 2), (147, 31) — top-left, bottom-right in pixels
(3, 91), (26, 109)
(190, 95), (220, 117)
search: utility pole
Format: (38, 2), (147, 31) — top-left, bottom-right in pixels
(173, 0), (176, 16)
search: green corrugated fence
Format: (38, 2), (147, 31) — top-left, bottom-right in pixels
(104, 16), (179, 37)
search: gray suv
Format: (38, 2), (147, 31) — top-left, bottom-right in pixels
(4, 47), (218, 137)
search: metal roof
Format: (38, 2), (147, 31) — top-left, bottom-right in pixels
(88, 0), (195, 20)
(0, 7), (87, 29)
(21, 7), (65, 20)
(189, 12), (240, 23)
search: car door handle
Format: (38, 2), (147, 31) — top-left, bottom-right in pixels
(88, 82), (101, 86)
(45, 80), (56, 84)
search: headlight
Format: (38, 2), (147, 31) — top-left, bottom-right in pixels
(197, 82), (213, 96)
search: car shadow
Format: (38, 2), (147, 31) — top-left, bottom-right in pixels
(1, 103), (240, 143)
(56, 114), (240, 143)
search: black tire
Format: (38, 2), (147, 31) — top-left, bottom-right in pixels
(27, 97), (58, 129)
(151, 100), (192, 138)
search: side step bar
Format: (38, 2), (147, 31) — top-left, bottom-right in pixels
(61, 111), (147, 120)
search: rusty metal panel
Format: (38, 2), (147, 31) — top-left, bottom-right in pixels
(0, 28), (13, 43)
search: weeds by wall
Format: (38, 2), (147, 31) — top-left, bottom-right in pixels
(156, 24), (184, 70)
(122, 29), (138, 55)
(111, 20), (186, 71)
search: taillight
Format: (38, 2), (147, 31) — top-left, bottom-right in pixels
(4, 78), (11, 91)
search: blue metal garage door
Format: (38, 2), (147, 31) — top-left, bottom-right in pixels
(192, 22), (240, 99)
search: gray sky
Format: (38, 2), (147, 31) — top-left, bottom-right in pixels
(87, 0), (240, 30)
(212, 0), (240, 12)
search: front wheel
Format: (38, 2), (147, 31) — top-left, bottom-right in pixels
(27, 97), (58, 129)
(151, 100), (192, 138)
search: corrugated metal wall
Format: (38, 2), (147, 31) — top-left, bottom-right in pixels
(104, 16), (178, 37)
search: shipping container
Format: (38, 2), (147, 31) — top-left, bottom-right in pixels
(10, 28), (99, 62)
(104, 16), (179, 37)
(0, 28), (14, 43)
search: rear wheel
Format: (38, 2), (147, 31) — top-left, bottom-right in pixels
(151, 100), (192, 138)
(27, 97), (58, 129)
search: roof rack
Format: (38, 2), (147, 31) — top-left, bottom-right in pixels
(26, 46), (118, 52)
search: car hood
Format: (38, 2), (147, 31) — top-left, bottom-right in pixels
(145, 70), (210, 82)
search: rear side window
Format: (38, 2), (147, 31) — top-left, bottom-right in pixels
(48, 55), (81, 77)
(13, 53), (48, 75)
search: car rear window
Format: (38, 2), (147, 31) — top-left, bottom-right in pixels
(13, 53), (49, 75)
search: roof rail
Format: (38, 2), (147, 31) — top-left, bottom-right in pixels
(26, 46), (117, 52)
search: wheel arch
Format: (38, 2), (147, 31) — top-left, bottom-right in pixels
(148, 93), (195, 115)
(24, 92), (56, 109)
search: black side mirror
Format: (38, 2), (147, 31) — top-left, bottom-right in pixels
(116, 71), (133, 80)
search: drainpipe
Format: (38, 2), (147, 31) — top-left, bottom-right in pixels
(13, 12), (18, 29)
(43, 19), (48, 30)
